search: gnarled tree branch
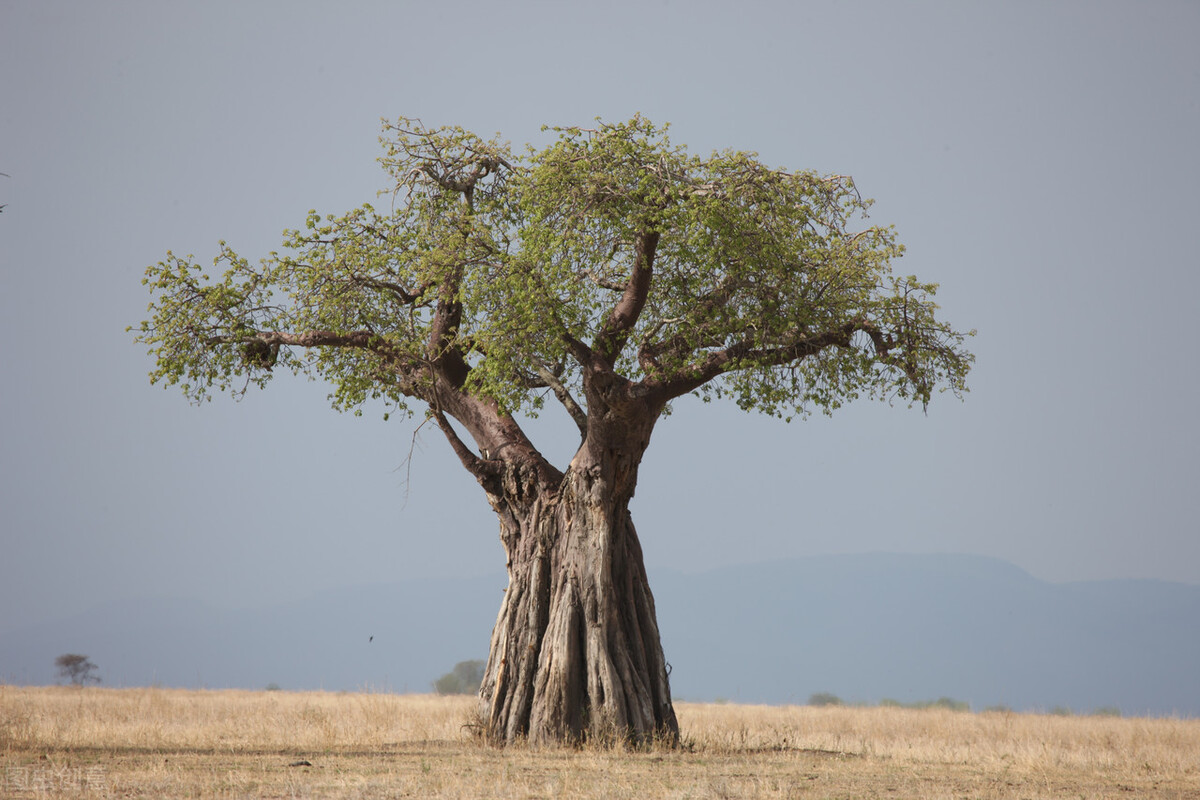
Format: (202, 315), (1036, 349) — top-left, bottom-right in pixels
(648, 322), (860, 402)
(534, 360), (588, 440)
(594, 231), (660, 366)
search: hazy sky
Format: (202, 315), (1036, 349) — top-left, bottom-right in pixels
(2, 1), (1198, 635)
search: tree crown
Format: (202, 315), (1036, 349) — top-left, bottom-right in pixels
(55, 653), (100, 686)
(134, 116), (972, 433)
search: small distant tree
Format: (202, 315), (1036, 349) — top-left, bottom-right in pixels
(55, 654), (100, 686)
(808, 692), (843, 707)
(433, 659), (486, 695)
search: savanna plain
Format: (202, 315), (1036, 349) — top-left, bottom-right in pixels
(2, 686), (1198, 799)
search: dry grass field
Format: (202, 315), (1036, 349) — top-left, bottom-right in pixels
(2, 686), (1198, 799)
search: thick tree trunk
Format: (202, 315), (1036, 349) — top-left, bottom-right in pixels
(478, 459), (678, 745)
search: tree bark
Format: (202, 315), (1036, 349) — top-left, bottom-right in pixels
(477, 451), (678, 745)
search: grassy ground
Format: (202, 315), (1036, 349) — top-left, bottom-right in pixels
(2, 686), (1198, 798)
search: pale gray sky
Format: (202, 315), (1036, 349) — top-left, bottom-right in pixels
(2, 1), (1198, 635)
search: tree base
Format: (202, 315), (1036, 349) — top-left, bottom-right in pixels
(478, 466), (678, 746)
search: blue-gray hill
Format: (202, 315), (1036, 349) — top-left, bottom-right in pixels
(2, 554), (1195, 716)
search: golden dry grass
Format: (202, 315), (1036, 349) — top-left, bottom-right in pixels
(2, 685), (1198, 798)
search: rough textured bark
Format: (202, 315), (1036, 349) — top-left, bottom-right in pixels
(473, 405), (678, 745)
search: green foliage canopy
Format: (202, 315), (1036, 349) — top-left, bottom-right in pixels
(135, 116), (972, 428)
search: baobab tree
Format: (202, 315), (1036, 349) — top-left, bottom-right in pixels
(134, 116), (973, 745)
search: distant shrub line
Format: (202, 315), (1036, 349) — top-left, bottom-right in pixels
(879, 696), (970, 712)
(807, 693), (1123, 717)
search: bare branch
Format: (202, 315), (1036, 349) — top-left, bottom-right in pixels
(594, 231), (660, 365)
(649, 323), (858, 401)
(430, 408), (504, 492)
(583, 269), (627, 291)
(637, 274), (740, 371)
(206, 329), (357, 349)
(351, 274), (433, 305)
(533, 360), (588, 439)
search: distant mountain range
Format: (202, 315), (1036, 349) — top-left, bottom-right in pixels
(2, 553), (1197, 716)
